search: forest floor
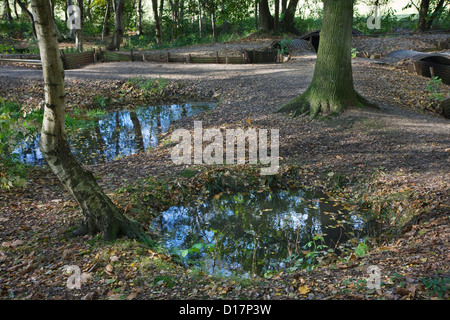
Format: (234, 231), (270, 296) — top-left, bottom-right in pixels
(0, 35), (449, 300)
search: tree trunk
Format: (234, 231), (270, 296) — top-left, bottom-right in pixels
(152, 0), (162, 44)
(2, 0), (13, 21)
(277, 0), (376, 119)
(280, 0), (299, 34)
(159, 0), (164, 20)
(254, 0), (258, 30)
(211, 11), (217, 40)
(281, 0), (287, 15)
(198, 0), (202, 38)
(31, 0), (146, 241)
(426, 0), (446, 30)
(75, 0), (83, 52)
(108, 0), (125, 50)
(274, 0), (279, 33)
(102, 0), (111, 41)
(259, 0), (273, 33)
(417, 0), (430, 31)
(136, 0), (143, 35)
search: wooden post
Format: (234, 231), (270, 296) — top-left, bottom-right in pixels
(226, 56), (229, 64)
(167, 52), (170, 63)
(93, 48), (97, 63)
(187, 54), (191, 63)
(142, 54), (146, 62)
(430, 67), (435, 78)
(216, 52), (219, 64)
(130, 49), (133, 62)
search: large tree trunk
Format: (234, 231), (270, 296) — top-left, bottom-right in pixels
(259, 0), (273, 33)
(280, 0), (299, 34)
(31, 0), (145, 241)
(108, 0), (125, 50)
(152, 0), (162, 45)
(277, 0), (376, 119)
(417, 0), (430, 31)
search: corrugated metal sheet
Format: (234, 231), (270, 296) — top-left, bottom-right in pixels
(271, 39), (315, 54)
(377, 50), (450, 85)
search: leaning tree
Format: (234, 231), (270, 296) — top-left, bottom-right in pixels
(31, 0), (146, 241)
(277, 0), (377, 119)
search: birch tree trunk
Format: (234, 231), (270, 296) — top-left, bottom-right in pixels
(277, 0), (376, 119)
(136, 0), (142, 35)
(31, 0), (145, 241)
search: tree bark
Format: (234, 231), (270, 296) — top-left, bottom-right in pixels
(108, 0), (125, 50)
(274, 0), (279, 33)
(277, 0), (376, 119)
(198, 0), (203, 38)
(254, 0), (258, 30)
(2, 0), (13, 21)
(211, 11), (217, 40)
(75, 0), (83, 52)
(31, 0), (146, 241)
(417, 0), (430, 31)
(426, 0), (446, 30)
(152, 0), (162, 44)
(259, 0), (273, 33)
(136, 0), (142, 35)
(280, 0), (299, 34)
(102, 0), (111, 41)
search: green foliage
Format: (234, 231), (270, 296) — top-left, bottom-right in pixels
(420, 277), (450, 298)
(0, 99), (42, 189)
(426, 76), (444, 102)
(354, 238), (370, 257)
(92, 95), (112, 109)
(127, 76), (168, 97)
(280, 235), (329, 274)
(277, 37), (293, 55)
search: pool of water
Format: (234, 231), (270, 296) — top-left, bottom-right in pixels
(13, 102), (214, 166)
(151, 189), (366, 278)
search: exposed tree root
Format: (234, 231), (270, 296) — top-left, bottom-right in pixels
(276, 90), (379, 120)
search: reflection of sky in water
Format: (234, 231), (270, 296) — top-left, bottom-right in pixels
(152, 190), (366, 277)
(13, 102), (214, 166)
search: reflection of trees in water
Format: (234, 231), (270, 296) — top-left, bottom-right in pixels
(156, 191), (359, 276)
(15, 103), (215, 166)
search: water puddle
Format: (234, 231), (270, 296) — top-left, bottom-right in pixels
(13, 102), (214, 166)
(151, 189), (366, 278)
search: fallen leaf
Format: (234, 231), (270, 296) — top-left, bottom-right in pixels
(298, 285), (310, 295)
